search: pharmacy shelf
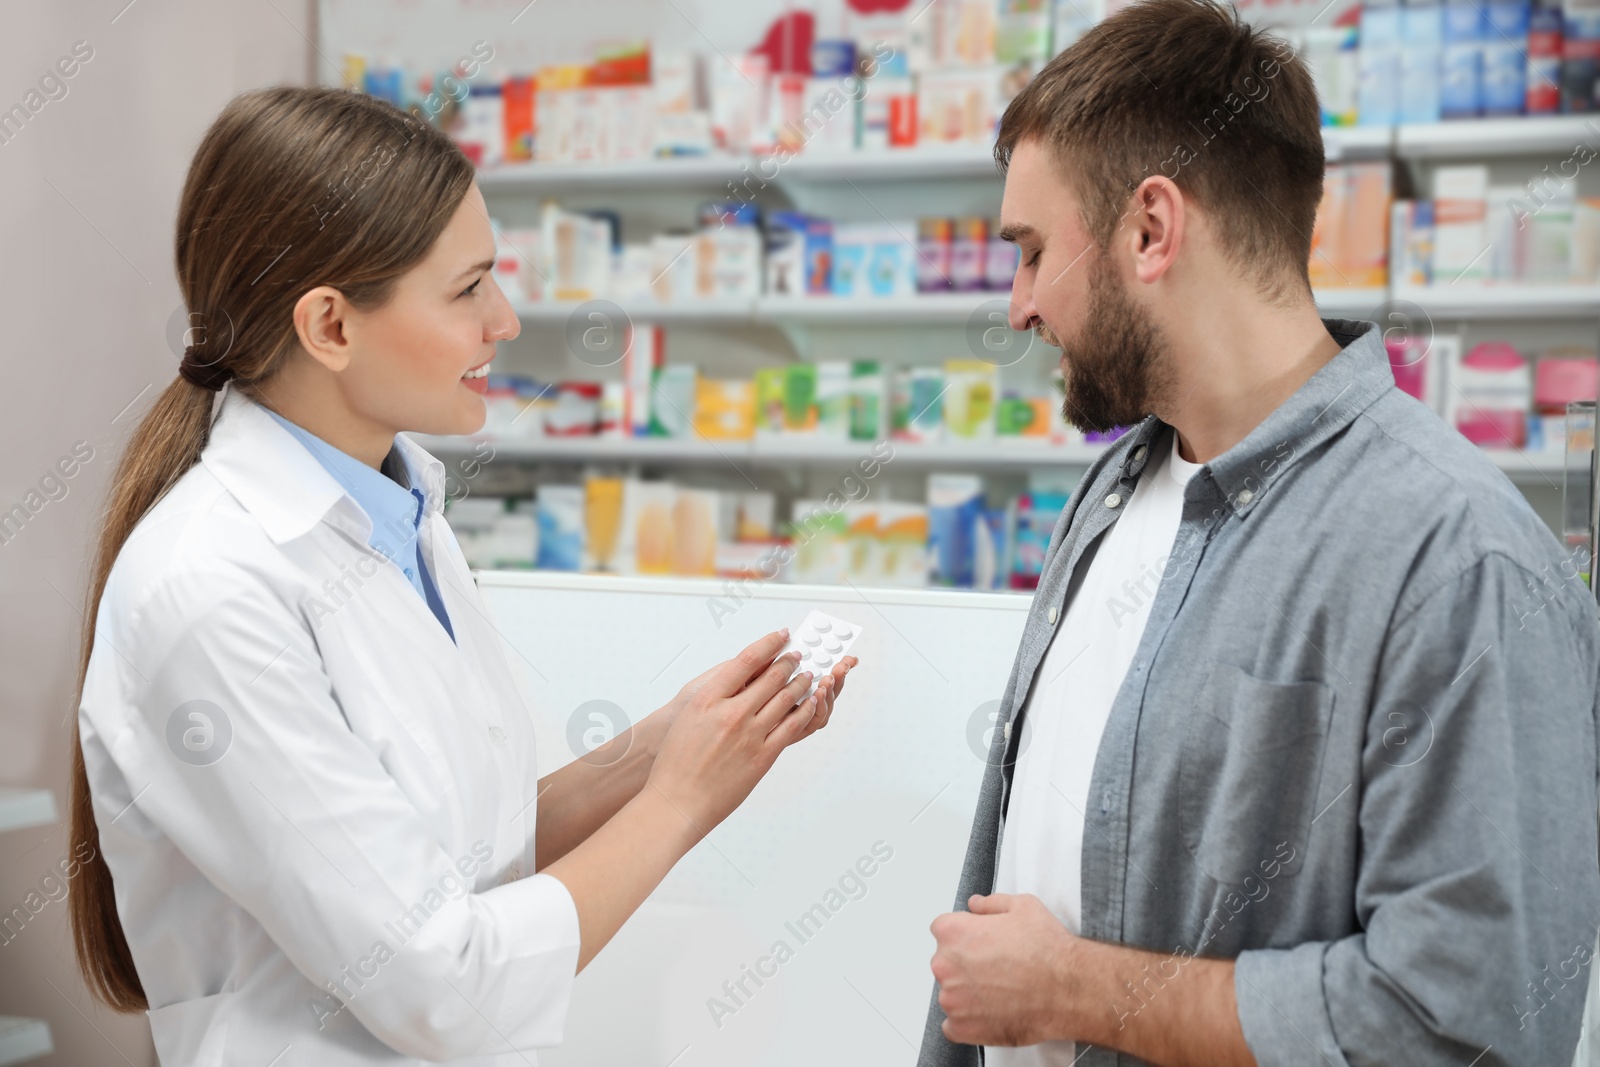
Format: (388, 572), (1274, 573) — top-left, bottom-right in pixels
(1393, 284), (1600, 320)
(0, 788), (56, 835)
(1320, 125), (1393, 160)
(1395, 115), (1600, 160)
(512, 297), (754, 323)
(412, 433), (1109, 468)
(514, 293), (1018, 325)
(478, 154), (742, 190)
(477, 118), (1597, 193)
(756, 293), (1003, 323)
(0, 1017), (52, 1066)
(782, 144), (1000, 181)
(517, 289), (1394, 325)
(1313, 287), (1388, 316)
(413, 433), (1568, 482)
(477, 144), (1000, 191)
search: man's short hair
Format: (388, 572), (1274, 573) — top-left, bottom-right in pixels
(996, 0), (1326, 303)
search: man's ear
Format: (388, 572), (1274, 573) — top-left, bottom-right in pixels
(293, 285), (355, 373)
(1126, 175), (1185, 286)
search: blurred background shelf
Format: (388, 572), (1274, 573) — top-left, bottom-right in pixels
(411, 433), (1569, 482)
(0, 1016), (52, 1066)
(1312, 287), (1390, 316)
(1394, 115), (1600, 159)
(478, 144), (1004, 191)
(0, 788), (56, 835)
(1394, 284), (1600, 319)
(756, 292), (1001, 322)
(511, 286), (1583, 324)
(476, 117), (1600, 191)
(1320, 125), (1394, 159)
(411, 433), (1108, 467)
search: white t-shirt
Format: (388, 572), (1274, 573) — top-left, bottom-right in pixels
(987, 430), (1201, 1067)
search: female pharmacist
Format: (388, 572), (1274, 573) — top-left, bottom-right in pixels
(65, 85), (856, 1064)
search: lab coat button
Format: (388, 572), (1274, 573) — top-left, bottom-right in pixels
(489, 726), (508, 748)
(1105, 493), (1122, 509)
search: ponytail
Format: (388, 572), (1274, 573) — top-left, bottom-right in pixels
(68, 377), (218, 1010)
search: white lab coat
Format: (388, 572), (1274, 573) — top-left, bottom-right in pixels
(78, 383), (582, 1064)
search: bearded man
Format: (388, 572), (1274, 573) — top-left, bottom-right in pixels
(917, 2), (1600, 1066)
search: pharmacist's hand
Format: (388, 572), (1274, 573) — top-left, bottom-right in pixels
(797, 655), (857, 741)
(645, 630), (822, 834)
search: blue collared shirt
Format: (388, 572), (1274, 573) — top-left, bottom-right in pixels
(263, 409), (454, 644)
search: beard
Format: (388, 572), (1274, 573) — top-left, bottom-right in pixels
(1046, 252), (1173, 434)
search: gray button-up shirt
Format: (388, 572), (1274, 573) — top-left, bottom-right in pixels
(918, 318), (1600, 1067)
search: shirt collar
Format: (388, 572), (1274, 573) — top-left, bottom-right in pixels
(200, 384), (448, 548)
(1108, 317), (1391, 518)
(261, 406), (425, 561)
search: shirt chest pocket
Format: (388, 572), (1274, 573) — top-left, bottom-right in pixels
(1178, 663), (1335, 884)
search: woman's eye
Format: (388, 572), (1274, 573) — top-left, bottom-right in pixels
(461, 277), (483, 297)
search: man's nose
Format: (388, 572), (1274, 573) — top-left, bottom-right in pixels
(1007, 296), (1036, 333)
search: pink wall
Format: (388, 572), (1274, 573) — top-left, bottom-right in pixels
(0, 4), (315, 1064)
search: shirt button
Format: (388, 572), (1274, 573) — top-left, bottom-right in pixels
(1003, 721), (1013, 741)
(405, 567), (414, 578)
(1048, 605), (1059, 625)
(1237, 489), (1254, 505)
(1105, 493), (1122, 509)
(489, 726), (508, 747)
(1132, 445), (1147, 463)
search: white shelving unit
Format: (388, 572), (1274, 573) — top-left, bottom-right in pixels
(478, 142), (1001, 191)
(1320, 124), (1394, 160)
(0, 790), (56, 1064)
(514, 289), (1399, 324)
(1394, 284), (1600, 320)
(477, 117), (1600, 191)
(413, 433), (1105, 467)
(0, 1018), (52, 1067)
(411, 432), (1570, 484)
(1394, 115), (1600, 160)
(0, 789), (56, 835)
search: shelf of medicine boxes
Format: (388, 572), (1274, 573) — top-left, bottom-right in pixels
(408, 433), (1572, 483)
(511, 288), (1391, 324)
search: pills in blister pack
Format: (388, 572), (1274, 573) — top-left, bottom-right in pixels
(776, 610), (863, 701)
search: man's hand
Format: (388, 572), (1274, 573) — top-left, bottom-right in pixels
(931, 893), (1078, 1046)
(929, 893), (1257, 1067)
